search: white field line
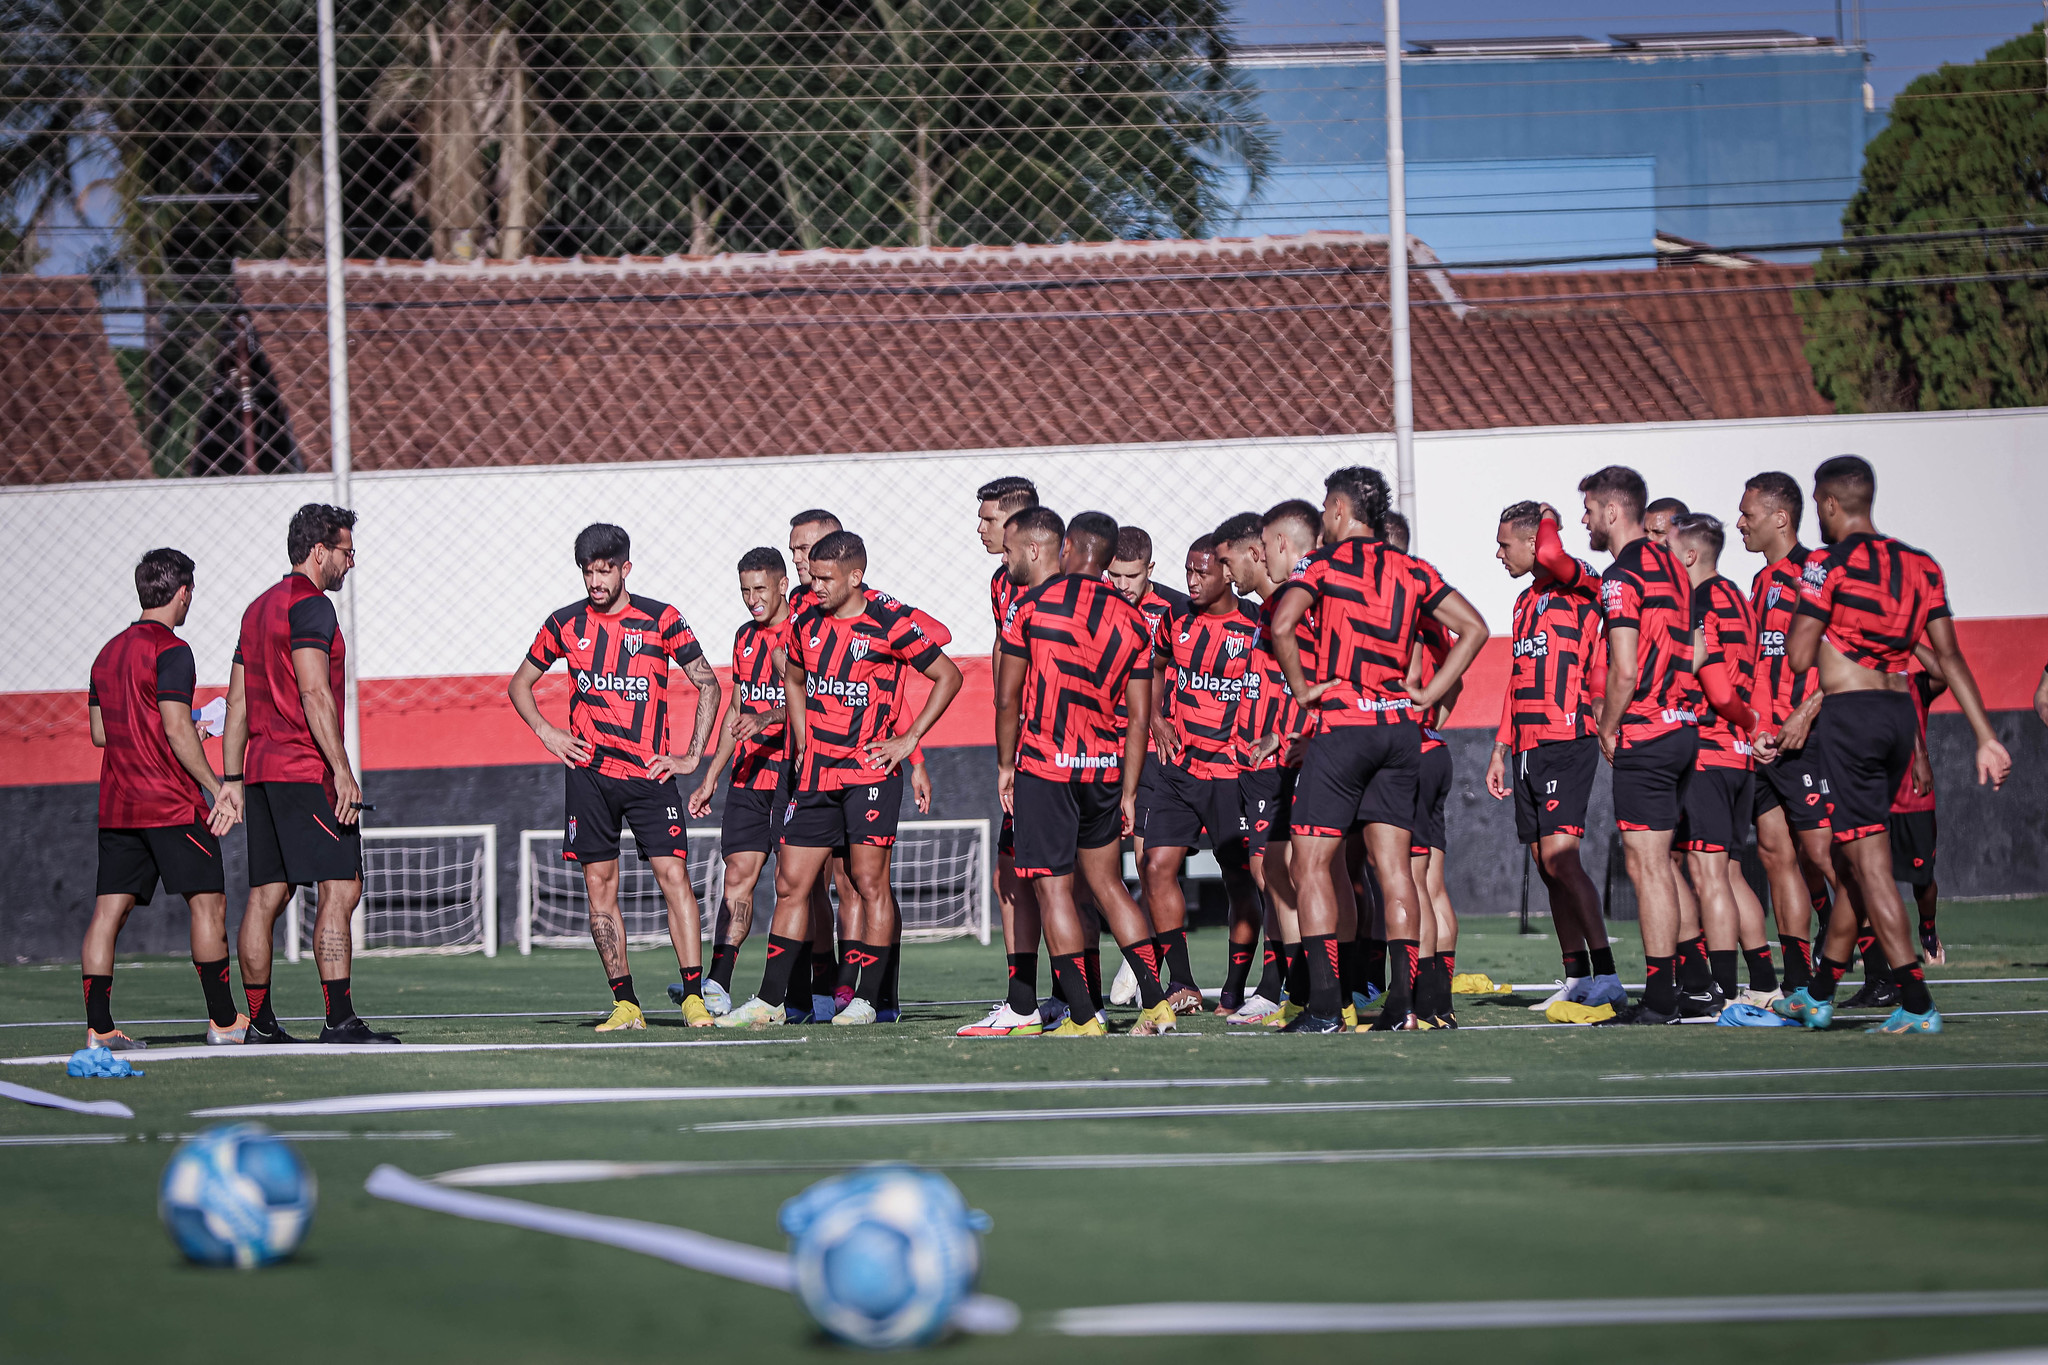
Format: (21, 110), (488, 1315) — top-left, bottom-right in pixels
(1, 1037), (807, 1067)
(1220, 1007), (2048, 1034)
(363, 1165), (1021, 1336)
(0, 1130), (453, 1149)
(432, 1135), (2044, 1188)
(1606, 1062), (2048, 1082)
(1503, 978), (2048, 993)
(0, 1078), (134, 1118)
(193, 1076), (1274, 1119)
(692, 1088), (2048, 1133)
(1050, 1290), (2048, 1336)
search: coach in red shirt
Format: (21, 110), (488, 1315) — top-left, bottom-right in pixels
(223, 504), (397, 1045)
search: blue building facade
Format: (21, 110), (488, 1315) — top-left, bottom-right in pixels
(1229, 32), (1880, 265)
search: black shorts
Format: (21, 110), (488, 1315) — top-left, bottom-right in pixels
(96, 823), (224, 903)
(1410, 744), (1452, 855)
(1266, 767), (1299, 845)
(564, 767), (689, 864)
(1291, 721), (1420, 837)
(1813, 690), (1917, 843)
(1238, 768), (1283, 858)
(1012, 773), (1123, 879)
(247, 781), (362, 887)
(1890, 809), (1936, 884)
(1130, 760), (1162, 843)
(720, 785), (785, 858)
(784, 773), (902, 850)
(1511, 736), (1599, 845)
(1753, 743), (1835, 831)
(1611, 727), (1699, 834)
(1681, 767), (1754, 854)
(1144, 762), (1249, 866)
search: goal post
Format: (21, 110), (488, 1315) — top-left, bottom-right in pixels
(285, 824), (497, 960)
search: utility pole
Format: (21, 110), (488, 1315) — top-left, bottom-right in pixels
(1384, 0), (1416, 536)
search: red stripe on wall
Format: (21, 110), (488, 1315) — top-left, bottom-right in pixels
(5, 617), (2040, 787)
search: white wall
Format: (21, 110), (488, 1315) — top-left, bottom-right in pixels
(5, 407), (2042, 694)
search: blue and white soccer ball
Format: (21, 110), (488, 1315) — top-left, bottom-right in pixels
(158, 1123), (317, 1269)
(779, 1164), (991, 1349)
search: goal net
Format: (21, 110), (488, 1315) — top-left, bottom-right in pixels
(516, 818), (989, 954)
(286, 825), (497, 959)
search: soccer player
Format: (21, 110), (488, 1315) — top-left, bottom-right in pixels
(223, 503), (396, 1044)
(1142, 534), (1261, 1014)
(721, 531), (962, 1028)
(82, 549), (245, 1049)
(1484, 502), (1624, 1009)
(1578, 467), (1705, 1027)
(1268, 467), (1489, 1032)
(1891, 661), (1944, 964)
(1645, 498), (1689, 544)
(1737, 471), (1837, 998)
(1771, 455), (2010, 1034)
(686, 547), (794, 1015)
(509, 523), (724, 1031)
(996, 508), (1178, 1037)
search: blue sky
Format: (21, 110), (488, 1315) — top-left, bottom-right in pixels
(1231, 0), (2044, 104)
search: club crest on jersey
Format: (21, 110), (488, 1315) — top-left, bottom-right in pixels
(850, 637), (871, 660)
(1536, 593), (1553, 613)
(1766, 585), (1786, 610)
(1224, 636), (1246, 659)
(622, 631), (643, 656)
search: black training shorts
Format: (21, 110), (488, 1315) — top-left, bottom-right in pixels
(1143, 761), (1248, 865)
(564, 767), (689, 864)
(783, 772), (903, 850)
(1610, 727), (1698, 834)
(1011, 773), (1124, 879)
(1680, 767), (1754, 854)
(1889, 809), (1937, 885)
(1266, 767), (1299, 845)
(247, 780), (362, 887)
(1511, 736), (1599, 846)
(1130, 760), (1162, 844)
(1753, 743), (1834, 831)
(1237, 768), (1283, 858)
(1409, 744), (1453, 855)
(1291, 720), (1420, 837)
(1812, 690), (1916, 843)
(96, 823), (224, 903)
(720, 785), (785, 858)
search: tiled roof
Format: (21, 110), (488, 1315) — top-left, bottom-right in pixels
(0, 277), (150, 484)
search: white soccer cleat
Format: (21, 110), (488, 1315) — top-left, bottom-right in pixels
(1737, 986), (1785, 1010)
(955, 1003), (1045, 1037)
(716, 996), (786, 1029)
(702, 981), (732, 1016)
(1529, 978), (1583, 1011)
(1109, 959), (1140, 1006)
(832, 998), (879, 1027)
(1227, 993), (1284, 1025)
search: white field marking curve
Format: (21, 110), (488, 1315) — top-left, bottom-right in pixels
(193, 1076), (1273, 1119)
(1, 1130), (453, 1149)
(1604, 1062), (2048, 1082)
(430, 1135), (2044, 1188)
(691, 1088), (2048, 1133)
(2, 1037), (807, 1067)
(0, 1079), (134, 1118)
(364, 1165), (1020, 1336)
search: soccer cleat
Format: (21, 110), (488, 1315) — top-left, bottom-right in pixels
(595, 1000), (646, 1032)
(1263, 1001), (1306, 1029)
(319, 1016), (401, 1044)
(703, 980), (732, 1016)
(1737, 987), (1785, 1010)
(1108, 959), (1140, 1006)
(1227, 993), (1284, 1025)
(1164, 986), (1205, 1015)
(1364, 1004), (1420, 1032)
(85, 1027), (144, 1052)
(786, 1000), (815, 1025)
(716, 996), (787, 1029)
(1593, 1001), (1680, 1026)
(1422, 1008), (1458, 1030)
(244, 1018), (297, 1044)
(1531, 978), (1585, 1011)
(678, 994), (715, 1028)
(1771, 987), (1834, 1030)
(1921, 930), (1945, 966)
(1843, 980), (1901, 1010)
(1676, 986), (1726, 1020)
(1045, 1016), (1108, 1038)
(956, 1003), (1045, 1037)
(1577, 974), (1629, 1008)
(876, 1008), (902, 1023)
(1868, 1006), (1943, 1035)
(832, 998), (878, 1027)
(812, 993), (838, 1024)
(1280, 1010), (1346, 1034)
(205, 1014), (249, 1046)
(1129, 1002), (1179, 1036)
(1340, 1004), (1358, 1030)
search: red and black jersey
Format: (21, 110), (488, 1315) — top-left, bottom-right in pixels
(1749, 547), (1818, 728)
(1120, 582), (1190, 739)
(1692, 576), (1758, 771)
(89, 620), (208, 828)
(1279, 538), (1450, 728)
(527, 594), (705, 779)
(728, 615), (790, 791)
(1157, 598), (1259, 779)
(1240, 593), (1321, 771)
(991, 565), (1021, 632)
(1599, 537), (1702, 747)
(1893, 669), (1937, 814)
(790, 594), (945, 790)
(1795, 532), (1949, 675)
(1000, 575), (1151, 783)
(235, 572), (345, 788)
(1501, 556), (1604, 753)
(794, 583), (952, 651)
(1415, 614), (1453, 754)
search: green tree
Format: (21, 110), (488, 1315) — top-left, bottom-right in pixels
(1799, 25), (2048, 412)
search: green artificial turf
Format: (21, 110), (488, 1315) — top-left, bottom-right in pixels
(4, 904), (2047, 1365)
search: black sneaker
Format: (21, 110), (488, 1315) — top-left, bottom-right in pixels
(1594, 1001), (1681, 1025)
(1279, 1011), (1346, 1034)
(1843, 980), (1900, 1009)
(244, 1019), (298, 1044)
(1676, 987), (1726, 1019)
(1365, 1004), (1420, 1032)
(319, 1016), (401, 1044)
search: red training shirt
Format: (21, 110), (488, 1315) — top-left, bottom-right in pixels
(1278, 537), (1450, 728)
(728, 616), (790, 792)
(1692, 576), (1758, 771)
(90, 620), (208, 828)
(1000, 574), (1151, 783)
(1497, 547), (1604, 754)
(1599, 537), (1702, 747)
(790, 594), (946, 790)
(1157, 597), (1258, 780)
(1795, 532), (1950, 674)
(526, 594), (705, 780)
(1892, 669), (1937, 815)
(1749, 546), (1818, 729)
(235, 572), (346, 789)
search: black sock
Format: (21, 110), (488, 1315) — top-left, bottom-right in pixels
(1780, 935), (1812, 991)
(709, 943), (740, 992)
(1118, 941), (1167, 1009)
(1743, 945), (1778, 993)
(1810, 888), (1832, 939)
(880, 937), (902, 1012)
(1812, 955), (1850, 1001)
(1860, 935), (1890, 983)
(837, 941), (868, 994)
(244, 980), (275, 1031)
(676, 966), (704, 1002)
(83, 974), (114, 1034)
(1590, 945), (1617, 976)
(1337, 937), (1365, 1001)
(1283, 942), (1309, 1005)
(193, 957), (238, 1028)
(1892, 961), (1935, 1015)
(811, 943), (839, 1000)
(1708, 949), (1739, 999)
(1303, 933), (1342, 1017)
(1255, 943), (1285, 1001)
(1365, 938), (1388, 993)
(321, 977), (354, 1026)
(1387, 939), (1419, 1013)
(1917, 904), (1938, 939)
(1678, 936), (1711, 992)
(855, 944), (892, 1004)
(1158, 927), (1195, 990)
(1412, 954), (1443, 1018)
(1083, 947), (1103, 1013)
(1643, 954), (1677, 1012)
(1440, 949), (1456, 981)
(1005, 952), (1038, 1014)
(1563, 948), (1592, 978)
(758, 934), (804, 1007)
(1223, 941), (1256, 1002)
(1051, 953), (1094, 1025)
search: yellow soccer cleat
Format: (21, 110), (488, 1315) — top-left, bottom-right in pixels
(1130, 1002), (1179, 1036)
(595, 1000), (646, 1032)
(1045, 1016), (1108, 1037)
(678, 994), (715, 1028)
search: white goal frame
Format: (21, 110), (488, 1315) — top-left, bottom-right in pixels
(285, 824), (498, 960)
(516, 826), (725, 955)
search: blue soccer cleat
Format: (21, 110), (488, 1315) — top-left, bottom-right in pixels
(1772, 986), (1834, 1031)
(1868, 1006), (1942, 1035)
